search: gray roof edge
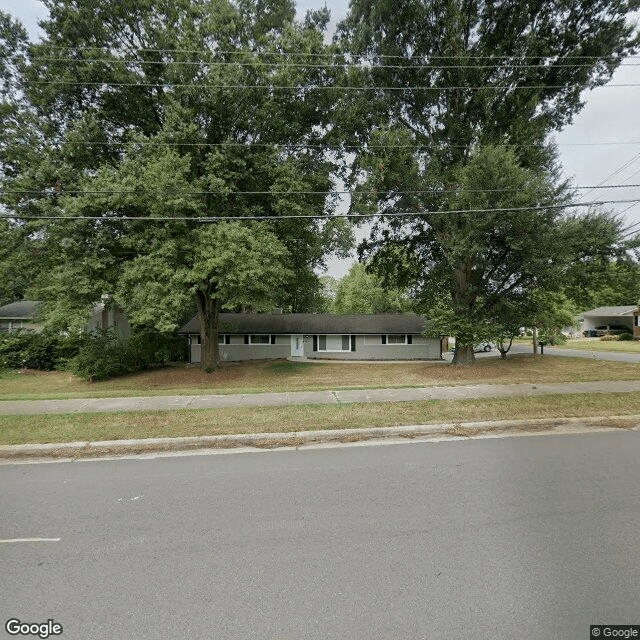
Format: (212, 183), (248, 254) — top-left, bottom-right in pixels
(0, 300), (41, 319)
(582, 305), (638, 316)
(178, 313), (430, 335)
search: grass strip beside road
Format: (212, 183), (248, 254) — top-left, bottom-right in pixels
(2, 391), (640, 446)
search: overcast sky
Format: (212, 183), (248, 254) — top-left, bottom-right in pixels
(2, 0), (640, 278)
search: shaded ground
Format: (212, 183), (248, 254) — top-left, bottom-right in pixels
(2, 355), (640, 401)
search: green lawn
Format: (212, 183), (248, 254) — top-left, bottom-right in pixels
(1, 391), (639, 446)
(2, 355), (640, 401)
(551, 339), (640, 353)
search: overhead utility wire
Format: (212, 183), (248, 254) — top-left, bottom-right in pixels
(621, 216), (640, 232)
(24, 80), (640, 90)
(590, 166), (640, 202)
(578, 152), (640, 201)
(3, 199), (640, 221)
(25, 140), (640, 149)
(33, 46), (640, 61)
(27, 57), (640, 70)
(621, 224), (640, 240)
(3, 184), (640, 197)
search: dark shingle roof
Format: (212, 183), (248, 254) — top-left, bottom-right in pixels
(582, 306), (638, 317)
(178, 313), (431, 335)
(0, 300), (40, 319)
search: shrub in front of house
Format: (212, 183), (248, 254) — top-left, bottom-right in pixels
(618, 332), (634, 341)
(0, 330), (86, 371)
(66, 329), (186, 381)
(599, 334), (620, 341)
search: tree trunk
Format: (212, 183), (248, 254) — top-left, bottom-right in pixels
(497, 335), (513, 359)
(451, 258), (476, 365)
(452, 344), (475, 364)
(195, 290), (220, 371)
(532, 327), (538, 355)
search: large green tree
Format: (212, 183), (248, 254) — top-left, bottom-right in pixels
(561, 211), (640, 311)
(338, 0), (640, 363)
(0, 0), (352, 369)
(332, 262), (413, 314)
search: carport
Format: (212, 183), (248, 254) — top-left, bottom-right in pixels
(579, 306), (638, 336)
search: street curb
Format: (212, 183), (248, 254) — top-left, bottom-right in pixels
(2, 415), (639, 461)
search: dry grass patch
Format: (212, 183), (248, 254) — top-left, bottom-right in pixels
(2, 355), (640, 401)
(2, 391), (640, 446)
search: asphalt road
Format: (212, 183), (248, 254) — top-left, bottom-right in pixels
(2, 432), (640, 639)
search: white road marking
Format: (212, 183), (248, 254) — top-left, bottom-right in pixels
(0, 537), (61, 543)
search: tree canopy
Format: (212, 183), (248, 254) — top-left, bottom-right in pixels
(332, 262), (413, 314)
(0, 0), (352, 369)
(2, 0), (640, 371)
(338, 0), (640, 363)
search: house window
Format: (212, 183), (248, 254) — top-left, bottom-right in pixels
(248, 334), (273, 345)
(636, 316), (639, 327)
(385, 334), (412, 345)
(317, 335), (351, 352)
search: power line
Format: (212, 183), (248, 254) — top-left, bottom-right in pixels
(32, 46), (640, 61)
(2, 198), (639, 221)
(621, 216), (640, 232)
(27, 56), (640, 70)
(14, 140), (640, 150)
(3, 184), (640, 197)
(578, 152), (640, 201)
(620, 222), (640, 240)
(23, 80), (640, 90)
(591, 166), (640, 201)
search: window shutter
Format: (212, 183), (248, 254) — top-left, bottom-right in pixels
(351, 335), (356, 352)
(244, 335), (249, 344)
(313, 335), (318, 352)
(382, 335), (387, 345)
(270, 335), (276, 345)
(407, 335), (412, 344)
(225, 335), (231, 345)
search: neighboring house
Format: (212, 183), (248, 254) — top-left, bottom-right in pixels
(578, 306), (640, 338)
(0, 300), (41, 332)
(86, 297), (131, 337)
(178, 313), (442, 362)
(0, 297), (130, 336)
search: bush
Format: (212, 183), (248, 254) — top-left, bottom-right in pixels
(619, 332), (635, 341)
(540, 332), (567, 346)
(600, 334), (620, 341)
(0, 330), (85, 371)
(66, 329), (187, 381)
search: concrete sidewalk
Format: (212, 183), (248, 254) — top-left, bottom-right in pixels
(2, 379), (640, 416)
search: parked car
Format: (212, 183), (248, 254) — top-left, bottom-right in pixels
(595, 324), (629, 334)
(474, 342), (494, 352)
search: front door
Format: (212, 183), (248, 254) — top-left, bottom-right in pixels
(290, 335), (304, 357)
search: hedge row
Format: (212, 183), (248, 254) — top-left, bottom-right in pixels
(0, 329), (187, 381)
(0, 330), (84, 371)
(66, 329), (187, 381)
